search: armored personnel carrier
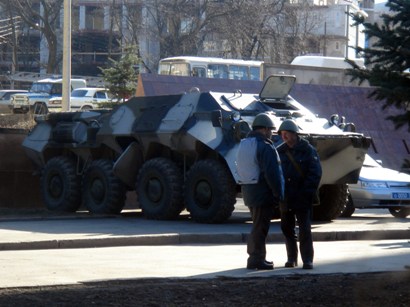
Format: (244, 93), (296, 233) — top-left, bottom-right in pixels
(23, 75), (371, 223)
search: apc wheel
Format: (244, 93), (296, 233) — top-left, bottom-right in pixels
(136, 158), (184, 220)
(388, 207), (410, 218)
(340, 194), (355, 217)
(184, 159), (236, 223)
(82, 159), (126, 214)
(41, 157), (81, 212)
(313, 184), (348, 221)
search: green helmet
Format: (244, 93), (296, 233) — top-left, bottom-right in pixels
(252, 113), (275, 129)
(278, 119), (299, 133)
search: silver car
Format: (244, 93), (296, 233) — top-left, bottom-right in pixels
(48, 87), (113, 112)
(343, 154), (410, 218)
(0, 90), (28, 114)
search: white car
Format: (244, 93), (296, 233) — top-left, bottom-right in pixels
(0, 90), (28, 113)
(343, 154), (410, 218)
(48, 87), (113, 111)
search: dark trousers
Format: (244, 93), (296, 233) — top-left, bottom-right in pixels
(247, 205), (274, 262)
(280, 208), (314, 264)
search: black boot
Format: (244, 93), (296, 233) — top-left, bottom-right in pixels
(247, 258), (274, 270)
(284, 240), (298, 268)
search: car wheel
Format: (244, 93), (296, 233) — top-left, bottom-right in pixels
(340, 194), (355, 217)
(41, 157), (81, 212)
(82, 159), (126, 214)
(136, 158), (184, 220)
(184, 159), (236, 223)
(81, 105), (92, 111)
(388, 207), (410, 218)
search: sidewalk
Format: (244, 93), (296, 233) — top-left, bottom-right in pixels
(0, 240), (409, 288)
(0, 203), (408, 251)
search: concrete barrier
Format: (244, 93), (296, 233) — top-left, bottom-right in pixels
(0, 128), (43, 209)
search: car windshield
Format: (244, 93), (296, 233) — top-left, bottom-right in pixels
(71, 90), (88, 98)
(30, 83), (62, 95)
(30, 83), (52, 94)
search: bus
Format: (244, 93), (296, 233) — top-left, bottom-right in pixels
(158, 56), (264, 81)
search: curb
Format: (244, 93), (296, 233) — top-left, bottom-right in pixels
(0, 229), (408, 251)
(312, 230), (410, 241)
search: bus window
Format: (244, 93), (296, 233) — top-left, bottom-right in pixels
(170, 63), (190, 76)
(250, 67), (261, 81)
(192, 67), (206, 77)
(158, 56), (264, 80)
(229, 65), (249, 80)
(158, 63), (171, 75)
(208, 64), (228, 79)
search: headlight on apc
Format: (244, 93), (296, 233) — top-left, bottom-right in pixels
(360, 181), (388, 188)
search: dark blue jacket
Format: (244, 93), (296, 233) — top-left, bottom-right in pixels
(241, 131), (285, 208)
(277, 137), (322, 209)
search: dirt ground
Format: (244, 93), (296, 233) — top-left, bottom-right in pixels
(0, 271), (408, 306)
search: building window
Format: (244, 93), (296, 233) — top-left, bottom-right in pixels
(86, 6), (104, 30)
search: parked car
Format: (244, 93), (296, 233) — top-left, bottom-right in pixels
(0, 90), (28, 114)
(342, 154), (410, 218)
(10, 78), (86, 114)
(47, 87), (112, 111)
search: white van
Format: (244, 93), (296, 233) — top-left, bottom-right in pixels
(290, 56), (365, 69)
(10, 78), (86, 114)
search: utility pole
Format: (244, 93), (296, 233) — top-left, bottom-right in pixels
(62, 0), (71, 111)
(323, 22), (327, 56)
(7, 0), (19, 88)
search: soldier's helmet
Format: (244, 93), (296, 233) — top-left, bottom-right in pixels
(278, 119), (299, 133)
(252, 113), (275, 129)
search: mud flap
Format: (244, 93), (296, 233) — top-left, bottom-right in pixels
(113, 142), (144, 188)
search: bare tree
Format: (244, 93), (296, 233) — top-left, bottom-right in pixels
(139, 0), (319, 64)
(0, 1), (21, 76)
(136, 0), (322, 66)
(222, 0), (322, 64)
(209, 0), (286, 60)
(143, 0), (231, 60)
(282, 1), (323, 62)
(121, 1), (138, 44)
(2, 0), (64, 73)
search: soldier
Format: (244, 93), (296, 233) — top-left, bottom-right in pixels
(236, 113), (284, 270)
(276, 119), (322, 270)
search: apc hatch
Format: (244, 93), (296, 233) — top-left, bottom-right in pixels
(259, 74), (296, 100)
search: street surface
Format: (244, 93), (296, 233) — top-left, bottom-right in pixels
(0, 240), (409, 288)
(0, 200), (408, 289)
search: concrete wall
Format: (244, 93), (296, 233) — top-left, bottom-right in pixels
(0, 129), (42, 209)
